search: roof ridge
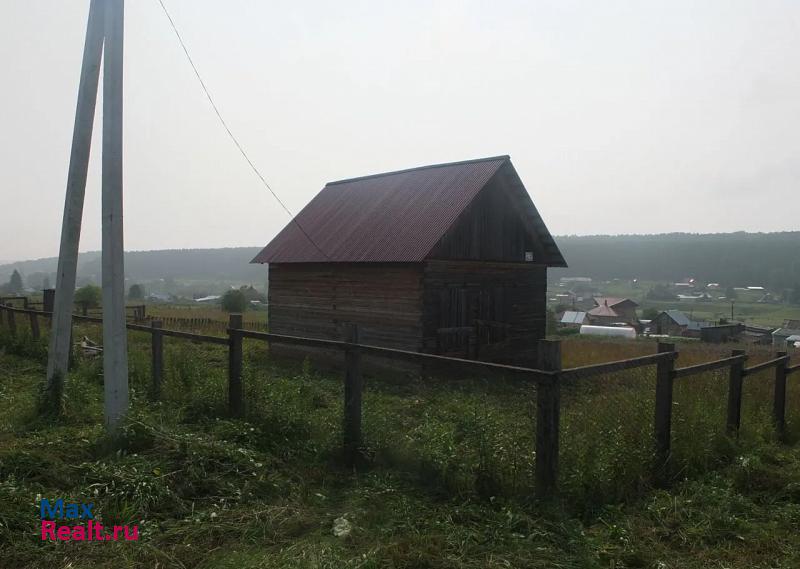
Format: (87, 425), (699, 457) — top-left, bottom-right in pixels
(325, 155), (510, 187)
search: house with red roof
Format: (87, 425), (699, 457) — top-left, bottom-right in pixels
(587, 297), (640, 328)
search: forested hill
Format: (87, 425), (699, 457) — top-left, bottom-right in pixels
(0, 248), (265, 286)
(551, 232), (800, 289)
(1, 232), (798, 290)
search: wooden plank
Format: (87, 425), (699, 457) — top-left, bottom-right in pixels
(788, 364), (800, 375)
(150, 320), (163, 400)
(428, 171), (549, 262)
(73, 313), (103, 324)
(654, 342), (676, 486)
(743, 355), (791, 376)
(359, 343), (553, 379)
(561, 352), (674, 381)
(727, 349), (746, 436)
(673, 354), (747, 379)
(228, 314), (244, 417)
(43, 289), (55, 313)
(535, 339), (561, 497)
(2, 306), (222, 346)
(437, 326), (475, 334)
(269, 266), (424, 332)
(6, 306), (16, 336)
(422, 259), (547, 361)
(774, 351), (788, 438)
(343, 324), (363, 468)
(29, 312), (40, 341)
(3, 305), (48, 315)
(468, 326), (478, 359)
(239, 328), (555, 379)
(157, 328), (228, 346)
(239, 329), (347, 350)
(1, 301), (695, 391)
(68, 326), (75, 371)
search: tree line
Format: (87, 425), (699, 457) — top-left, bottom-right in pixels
(551, 232), (800, 292)
(3, 233), (799, 296)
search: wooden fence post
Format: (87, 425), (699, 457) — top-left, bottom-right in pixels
(6, 305), (16, 336)
(535, 339), (562, 497)
(68, 326), (75, 370)
(343, 323), (363, 468)
(468, 327), (478, 360)
(43, 289), (55, 313)
(29, 312), (41, 341)
(654, 342), (676, 485)
(150, 320), (163, 400)
(774, 351), (788, 439)
(228, 313), (244, 417)
(726, 349), (746, 436)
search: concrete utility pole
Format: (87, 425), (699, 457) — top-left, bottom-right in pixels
(102, 0), (128, 428)
(47, 0), (129, 429)
(46, 0), (105, 387)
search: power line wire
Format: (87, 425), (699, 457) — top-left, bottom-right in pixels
(155, 0), (331, 260)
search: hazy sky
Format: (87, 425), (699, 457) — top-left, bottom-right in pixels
(2, 0), (799, 262)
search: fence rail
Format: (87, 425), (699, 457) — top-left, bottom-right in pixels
(673, 354), (748, 379)
(561, 352), (675, 380)
(1, 301), (797, 498)
(155, 315), (268, 332)
(742, 355), (790, 376)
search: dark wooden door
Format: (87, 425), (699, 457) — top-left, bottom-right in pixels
(437, 285), (509, 356)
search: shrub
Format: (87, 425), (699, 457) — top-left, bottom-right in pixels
(221, 289), (247, 313)
(74, 284), (101, 310)
(128, 283), (144, 300)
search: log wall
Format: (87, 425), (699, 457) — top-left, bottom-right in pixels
(268, 263), (424, 351)
(430, 174), (541, 262)
(422, 260), (548, 364)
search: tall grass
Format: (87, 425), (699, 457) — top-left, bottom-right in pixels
(560, 368), (657, 507)
(2, 328), (800, 567)
(361, 372), (537, 498)
(1, 326), (796, 509)
(671, 368), (736, 478)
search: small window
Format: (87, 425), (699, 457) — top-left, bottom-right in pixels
(525, 251), (534, 262)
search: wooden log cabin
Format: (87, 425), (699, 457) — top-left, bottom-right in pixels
(252, 156), (566, 365)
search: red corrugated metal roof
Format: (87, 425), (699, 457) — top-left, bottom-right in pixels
(593, 297), (639, 308)
(588, 301), (619, 317)
(252, 156), (565, 265)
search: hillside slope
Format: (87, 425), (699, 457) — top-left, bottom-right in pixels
(2, 232), (799, 290)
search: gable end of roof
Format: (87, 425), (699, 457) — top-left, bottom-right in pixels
(251, 155), (565, 266)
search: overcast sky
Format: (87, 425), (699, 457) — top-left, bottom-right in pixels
(1, 0), (799, 262)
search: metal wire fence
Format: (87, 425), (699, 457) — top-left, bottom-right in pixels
(560, 365), (657, 503)
(1, 302), (798, 504)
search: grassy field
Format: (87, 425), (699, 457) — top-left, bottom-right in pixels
(146, 305), (267, 325)
(1, 325), (799, 568)
(639, 299), (800, 328)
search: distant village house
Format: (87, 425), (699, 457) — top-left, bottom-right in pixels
(559, 311), (587, 328)
(700, 323), (745, 344)
(586, 297), (640, 328)
(649, 309), (712, 338)
(773, 320), (800, 349)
